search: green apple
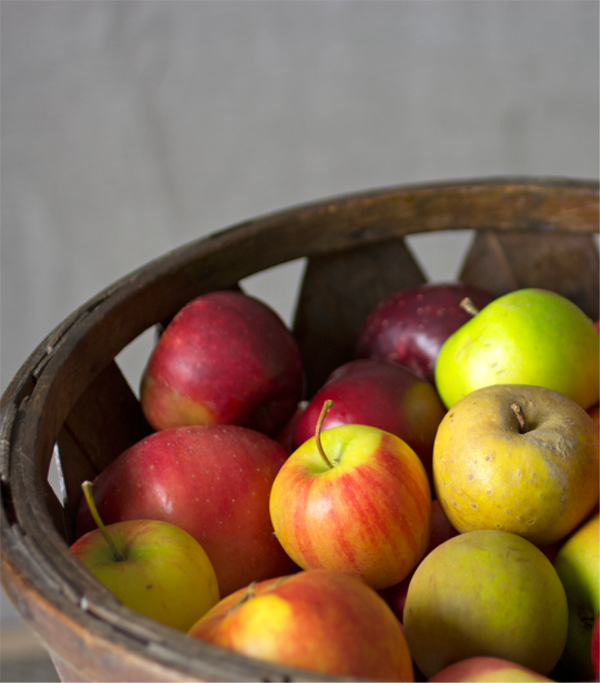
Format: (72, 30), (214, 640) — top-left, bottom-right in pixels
(433, 384), (599, 546)
(435, 288), (599, 410)
(403, 529), (568, 679)
(553, 512), (599, 681)
(70, 482), (220, 632)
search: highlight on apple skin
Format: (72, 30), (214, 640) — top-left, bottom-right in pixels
(270, 420), (432, 591)
(188, 568), (415, 682)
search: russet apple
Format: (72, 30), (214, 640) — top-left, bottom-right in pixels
(293, 359), (446, 481)
(553, 512), (599, 681)
(270, 405), (432, 590)
(188, 569), (414, 681)
(140, 290), (305, 437)
(403, 529), (569, 678)
(75, 425), (299, 597)
(433, 384), (599, 547)
(70, 484), (219, 632)
(428, 657), (553, 682)
(355, 282), (495, 384)
(435, 288), (600, 410)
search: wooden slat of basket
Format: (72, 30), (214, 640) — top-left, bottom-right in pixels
(55, 360), (152, 538)
(459, 231), (600, 319)
(293, 237), (427, 397)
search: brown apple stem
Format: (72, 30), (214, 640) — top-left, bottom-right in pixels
(511, 403), (527, 433)
(459, 297), (480, 317)
(81, 481), (125, 562)
(315, 400), (334, 469)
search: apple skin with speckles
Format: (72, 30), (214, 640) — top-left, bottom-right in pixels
(354, 282), (495, 384)
(270, 423), (432, 591)
(74, 425), (299, 598)
(140, 290), (305, 438)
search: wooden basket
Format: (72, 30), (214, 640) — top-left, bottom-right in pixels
(1, 177), (598, 683)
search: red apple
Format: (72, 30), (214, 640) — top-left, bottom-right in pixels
(354, 282), (496, 384)
(429, 656), (553, 682)
(75, 425), (299, 597)
(378, 499), (458, 622)
(140, 290), (305, 437)
(292, 359), (446, 480)
(188, 569), (415, 681)
(271, 409), (432, 590)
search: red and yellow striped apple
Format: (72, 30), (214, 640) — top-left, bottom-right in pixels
(188, 569), (414, 681)
(270, 403), (432, 590)
(428, 657), (553, 682)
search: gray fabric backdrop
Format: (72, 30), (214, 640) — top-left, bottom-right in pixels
(1, 0), (598, 624)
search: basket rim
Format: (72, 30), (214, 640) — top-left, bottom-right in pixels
(1, 175), (599, 682)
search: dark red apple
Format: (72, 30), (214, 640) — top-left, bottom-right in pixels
(75, 425), (300, 597)
(293, 358), (446, 479)
(378, 499), (458, 622)
(354, 282), (496, 384)
(140, 290), (305, 438)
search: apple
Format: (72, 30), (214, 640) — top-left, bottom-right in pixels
(553, 512), (599, 681)
(433, 383), (599, 547)
(270, 404), (432, 590)
(75, 425), (299, 598)
(354, 282), (495, 384)
(593, 613), (599, 681)
(428, 657), (553, 682)
(378, 499), (458, 622)
(188, 568), (414, 681)
(403, 529), (569, 678)
(435, 288), (600, 410)
(292, 359), (446, 480)
(140, 290), (305, 437)
(70, 482), (219, 632)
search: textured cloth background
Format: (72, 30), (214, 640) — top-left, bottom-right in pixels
(1, 0), (598, 625)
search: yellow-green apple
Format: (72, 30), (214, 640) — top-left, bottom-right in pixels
(270, 405), (432, 590)
(433, 384), (599, 546)
(293, 359), (446, 481)
(140, 290), (305, 437)
(378, 499), (458, 622)
(355, 282), (495, 384)
(70, 483), (219, 631)
(403, 529), (568, 678)
(75, 425), (299, 597)
(188, 568), (414, 681)
(553, 512), (599, 681)
(435, 288), (600, 410)
(428, 657), (553, 682)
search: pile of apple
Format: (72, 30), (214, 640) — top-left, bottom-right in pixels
(70, 283), (600, 682)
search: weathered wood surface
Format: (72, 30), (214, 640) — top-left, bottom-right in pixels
(1, 178), (598, 682)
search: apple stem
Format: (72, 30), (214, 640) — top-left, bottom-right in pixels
(81, 481), (125, 562)
(460, 297), (480, 317)
(511, 403), (527, 433)
(315, 400), (334, 469)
